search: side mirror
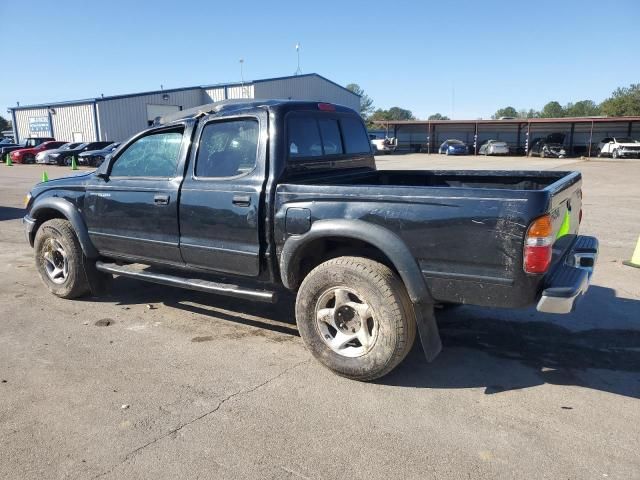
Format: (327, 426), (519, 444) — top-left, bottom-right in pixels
(95, 154), (112, 179)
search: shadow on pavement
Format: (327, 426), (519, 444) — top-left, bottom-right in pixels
(0, 206), (25, 221)
(94, 279), (640, 398)
(383, 285), (640, 399)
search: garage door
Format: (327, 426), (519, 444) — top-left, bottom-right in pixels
(146, 104), (181, 125)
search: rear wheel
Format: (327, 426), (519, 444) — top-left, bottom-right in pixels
(296, 256), (416, 381)
(34, 219), (111, 298)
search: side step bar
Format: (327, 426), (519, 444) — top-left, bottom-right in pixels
(95, 261), (277, 303)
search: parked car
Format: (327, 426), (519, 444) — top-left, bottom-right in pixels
(438, 139), (468, 155)
(529, 134), (567, 158)
(1, 137), (54, 158)
(78, 143), (120, 167)
(478, 139), (509, 155)
(35, 142), (84, 165)
(597, 137), (640, 159)
(9, 141), (66, 164)
(0, 138), (16, 146)
(369, 134), (396, 154)
(50, 141), (114, 166)
(23, 99), (598, 381)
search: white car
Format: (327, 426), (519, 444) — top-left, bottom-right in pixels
(369, 134), (397, 154)
(35, 142), (83, 164)
(597, 137), (640, 159)
(478, 139), (509, 155)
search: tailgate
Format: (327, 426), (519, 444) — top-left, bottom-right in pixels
(545, 172), (582, 264)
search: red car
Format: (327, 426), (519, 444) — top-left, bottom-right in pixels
(10, 141), (66, 164)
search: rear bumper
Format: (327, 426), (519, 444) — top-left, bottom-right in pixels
(536, 235), (598, 314)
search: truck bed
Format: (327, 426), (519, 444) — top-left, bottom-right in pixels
(276, 169), (582, 308)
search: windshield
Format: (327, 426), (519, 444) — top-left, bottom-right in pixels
(448, 140), (464, 145)
(615, 137), (636, 143)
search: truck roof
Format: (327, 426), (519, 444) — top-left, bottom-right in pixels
(158, 99), (356, 126)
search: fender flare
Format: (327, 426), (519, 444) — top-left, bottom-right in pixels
(30, 197), (99, 258)
(280, 219), (441, 361)
(280, 219), (433, 304)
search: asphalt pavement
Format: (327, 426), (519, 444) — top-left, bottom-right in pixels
(1, 156), (639, 479)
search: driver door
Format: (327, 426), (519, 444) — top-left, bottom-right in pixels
(84, 125), (191, 265)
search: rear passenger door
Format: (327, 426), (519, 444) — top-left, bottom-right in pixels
(179, 112), (267, 276)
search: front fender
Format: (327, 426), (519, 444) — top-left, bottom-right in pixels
(29, 197), (98, 258)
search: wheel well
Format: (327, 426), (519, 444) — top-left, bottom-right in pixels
(31, 208), (67, 239)
(291, 237), (399, 289)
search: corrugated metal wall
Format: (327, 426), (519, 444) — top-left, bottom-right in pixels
(14, 108), (51, 140)
(96, 88), (203, 141)
(203, 87), (226, 102)
(253, 76), (360, 111)
(52, 104), (97, 142)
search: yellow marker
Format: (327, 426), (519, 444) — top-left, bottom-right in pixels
(623, 235), (640, 268)
(556, 210), (571, 239)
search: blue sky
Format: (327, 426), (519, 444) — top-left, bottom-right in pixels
(1, 0), (638, 120)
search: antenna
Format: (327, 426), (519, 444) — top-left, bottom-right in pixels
(239, 58), (249, 98)
(294, 43), (302, 75)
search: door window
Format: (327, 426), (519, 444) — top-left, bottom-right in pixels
(195, 119), (259, 177)
(110, 130), (183, 178)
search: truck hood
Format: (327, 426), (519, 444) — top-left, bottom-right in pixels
(616, 142), (640, 147)
(31, 171), (94, 196)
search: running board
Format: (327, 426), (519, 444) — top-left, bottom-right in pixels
(95, 261), (277, 303)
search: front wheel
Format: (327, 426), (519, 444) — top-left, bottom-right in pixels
(24, 154), (35, 164)
(296, 256), (416, 381)
(612, 149), (619, 159)
(34, 219), (92, 299)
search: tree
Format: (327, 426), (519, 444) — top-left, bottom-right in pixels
(491, 106), (518, 119)
(600, 84), (640, 116)
(539, 101), (565, 118)
(428, 113), (450, 120)
(517, 109), (540, 118)
(0, 115), (10, 133)
(565, 100), (601, 117)
(346, 83), (374, 119)
(369, 107), (415, 122)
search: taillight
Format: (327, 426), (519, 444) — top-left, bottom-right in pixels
(524, 214), (553, 274)
(317, 103), (336, 111)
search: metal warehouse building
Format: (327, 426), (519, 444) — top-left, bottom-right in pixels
(8, 73), (360, 143)
(375, 117), (640, 156)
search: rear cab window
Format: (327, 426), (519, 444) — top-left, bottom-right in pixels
(287, 112), (371, 160)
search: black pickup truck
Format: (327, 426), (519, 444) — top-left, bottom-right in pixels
(23, 100), (598, 380)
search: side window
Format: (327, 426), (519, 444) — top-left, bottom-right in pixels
(318, 119), (344, 155)
(288, 116), (323, 158)
(196, 119), (259, 177)
(340, 117), (371, 154)
(110, 130), (183, 178)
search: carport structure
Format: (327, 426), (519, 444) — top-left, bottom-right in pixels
(373, 116), (640, 156)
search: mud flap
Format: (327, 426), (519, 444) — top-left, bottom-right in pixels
(414, 302), (442, 362)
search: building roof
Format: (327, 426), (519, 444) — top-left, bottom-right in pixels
(9, 73), (359, 111)
(373, 116), (640, 126)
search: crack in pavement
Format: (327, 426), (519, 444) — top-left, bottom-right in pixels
(91, 359), (311, 479)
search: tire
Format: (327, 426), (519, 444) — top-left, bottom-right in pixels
(34, 219), (92, 299)
(612, 149), (619, 159)
(295, 256), (417, 381)
(24, 154), (35, 164)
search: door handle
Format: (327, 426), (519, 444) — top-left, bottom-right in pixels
(232, 195), (251, 207)
(154, 194), (170, 205)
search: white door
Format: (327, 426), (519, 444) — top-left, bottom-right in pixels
(146, 104), (180, 125)
(72, 132), (84, 142)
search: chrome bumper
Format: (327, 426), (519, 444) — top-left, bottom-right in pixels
(536, 235), (598, 314)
